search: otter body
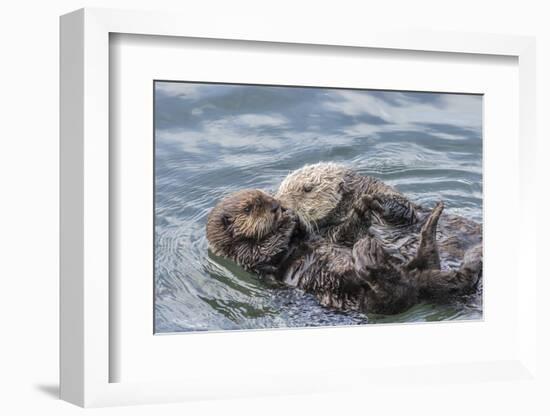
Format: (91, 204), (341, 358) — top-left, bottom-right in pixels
(276, 163), (418, 233)
(206, 190), (480, 315)
(276, 162), (482, 268)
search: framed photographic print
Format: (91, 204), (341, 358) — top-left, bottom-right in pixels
(60, 8), (538, 407)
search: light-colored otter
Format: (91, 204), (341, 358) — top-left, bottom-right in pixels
(206, 189), (481, 315)
(276, 163), (418, 233)
(275, 162), (482, 269)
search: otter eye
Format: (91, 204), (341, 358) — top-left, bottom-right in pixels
(303, 184), (313, 193)
(243, 205), (252, 214)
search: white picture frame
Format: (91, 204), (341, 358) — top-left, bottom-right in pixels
(60, 7), (537, 407)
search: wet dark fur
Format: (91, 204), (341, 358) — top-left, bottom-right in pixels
(206, 190), (481, 315)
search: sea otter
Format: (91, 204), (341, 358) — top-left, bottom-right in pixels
(206, 189), (481, 315)
(276, 162), (418, 233)
(275, 162), (482, 268)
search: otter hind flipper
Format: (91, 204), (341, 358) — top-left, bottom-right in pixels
(414, 259), (482, 301)
(406, 205), (482, 301)
(407, 201), (444, 271)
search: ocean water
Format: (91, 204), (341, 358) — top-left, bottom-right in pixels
(154, 82), (483, 333)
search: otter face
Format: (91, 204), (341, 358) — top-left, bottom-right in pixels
(276, 163), (348, 231)
(206, 189), (287, 256)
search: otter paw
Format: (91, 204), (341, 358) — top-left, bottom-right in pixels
(354, 194), (386, 217)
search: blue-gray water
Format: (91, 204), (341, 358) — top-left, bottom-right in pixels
(154, 82), (483, 333)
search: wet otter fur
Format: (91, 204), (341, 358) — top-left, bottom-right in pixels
(276, 162), (418, 234)
(276, 162), (482, 267)
(206, 189), (480, 315)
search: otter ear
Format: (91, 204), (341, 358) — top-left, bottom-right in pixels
(221, 214), (231, 229)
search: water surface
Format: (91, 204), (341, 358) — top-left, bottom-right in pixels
(154, 82), (483, 333)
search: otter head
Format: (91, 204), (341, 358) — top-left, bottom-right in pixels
(206, 189), (287, 258)
(275, 163), (349, 231)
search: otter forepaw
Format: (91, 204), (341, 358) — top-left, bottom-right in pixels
(354, 194), (386, 217)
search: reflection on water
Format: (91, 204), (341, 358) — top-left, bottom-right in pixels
(154, 82), (483, 333)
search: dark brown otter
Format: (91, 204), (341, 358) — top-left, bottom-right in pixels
(206, 189), (481, 315)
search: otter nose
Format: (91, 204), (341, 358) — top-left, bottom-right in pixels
(270, 201), (280, 213)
